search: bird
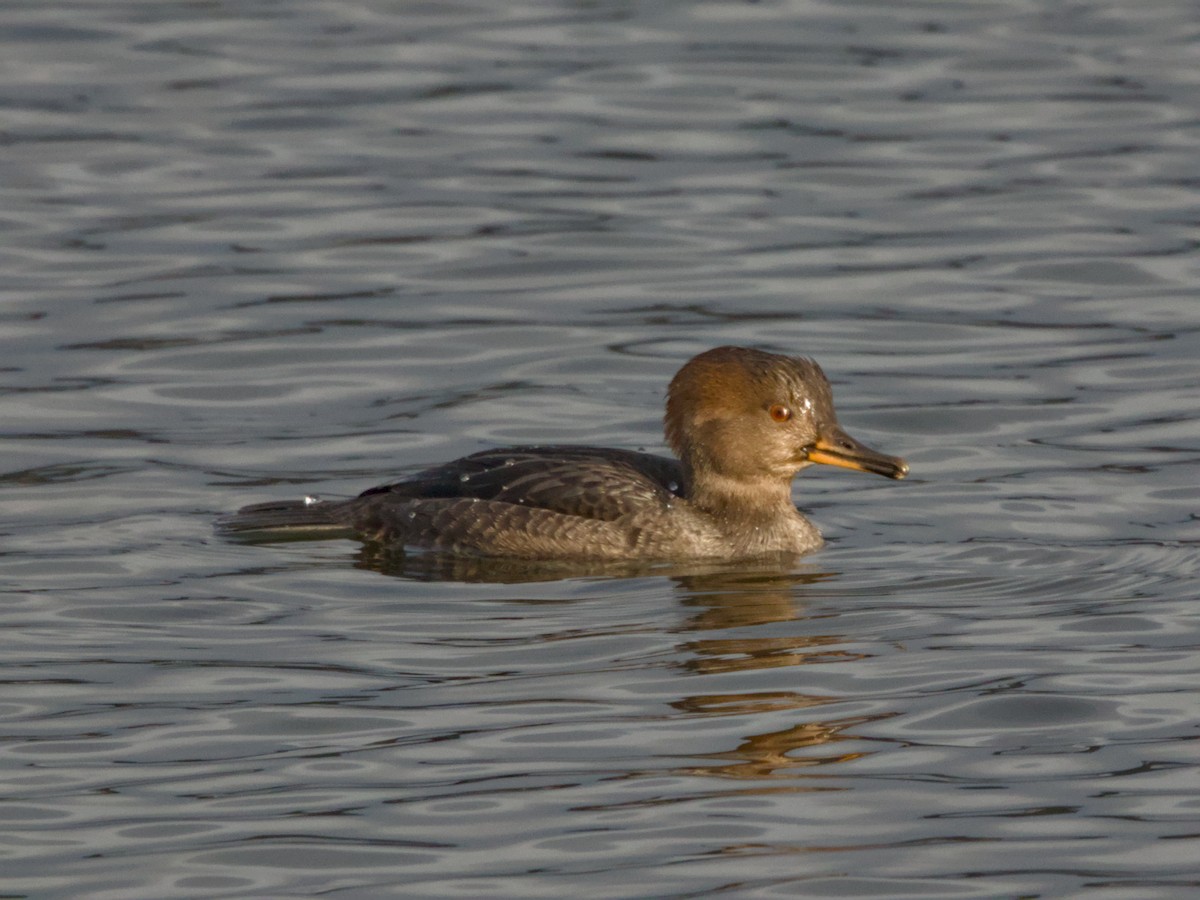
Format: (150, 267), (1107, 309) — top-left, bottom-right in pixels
(222, 346), (908, 559)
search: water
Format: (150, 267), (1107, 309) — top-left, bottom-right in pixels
(3, 0), (1199, 897)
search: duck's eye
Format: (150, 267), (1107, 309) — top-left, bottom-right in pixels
(768, 404), (792, 423)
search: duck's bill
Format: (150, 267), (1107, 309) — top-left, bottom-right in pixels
(807, 427), (909, 480)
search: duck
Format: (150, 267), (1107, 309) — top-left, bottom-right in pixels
(223, 346), (908, 559)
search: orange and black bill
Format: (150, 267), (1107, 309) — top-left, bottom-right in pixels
(806, 426), (909, 479)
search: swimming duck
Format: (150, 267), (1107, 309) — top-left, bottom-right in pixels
(224, 346), (908, 559)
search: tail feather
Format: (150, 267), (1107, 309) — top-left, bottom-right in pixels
(220, 498), (355, 542)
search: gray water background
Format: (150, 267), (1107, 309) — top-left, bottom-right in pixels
(3, 1), (1199, 897)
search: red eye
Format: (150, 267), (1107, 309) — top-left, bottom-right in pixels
(768, 404), (792, 422)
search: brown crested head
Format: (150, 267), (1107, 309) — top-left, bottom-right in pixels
(665, 346), (908, 483)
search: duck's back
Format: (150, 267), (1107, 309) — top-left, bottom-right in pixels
(345, 445), (694, 557)
(226, 446), (699, 559)
(361, 446), (683, 517)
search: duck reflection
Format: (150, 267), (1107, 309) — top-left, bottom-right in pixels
(355, 546), (889, 782)
(352, 542), (823, 585)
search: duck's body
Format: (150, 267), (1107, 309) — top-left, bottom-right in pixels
(224, 346), (908, 560)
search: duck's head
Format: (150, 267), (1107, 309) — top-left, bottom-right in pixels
(665, 345), (908, 484)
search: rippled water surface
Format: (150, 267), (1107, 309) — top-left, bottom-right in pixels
(3, 1), (1200, 897)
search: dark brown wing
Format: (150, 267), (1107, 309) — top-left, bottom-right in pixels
(356, 445), (684, 522)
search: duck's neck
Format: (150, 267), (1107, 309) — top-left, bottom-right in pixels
(683, 464), (799, 524)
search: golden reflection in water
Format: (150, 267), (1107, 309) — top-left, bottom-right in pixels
(674, 569), (835, 631)
(673, 570), (866, 675)
(678, 708), (894, 779)
(670, 571), (895, 780)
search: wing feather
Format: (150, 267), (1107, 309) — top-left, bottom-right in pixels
(357, 446), (684, 522)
